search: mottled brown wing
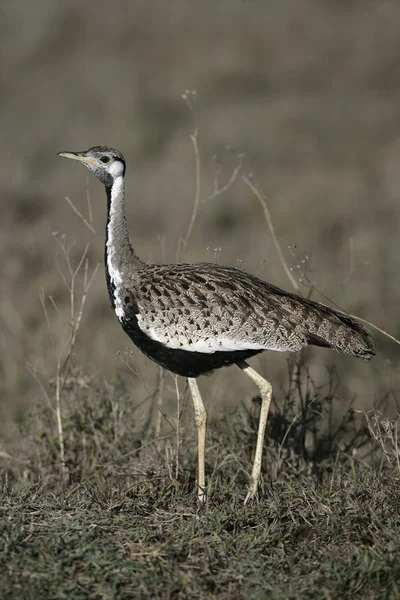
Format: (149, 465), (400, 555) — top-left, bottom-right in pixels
(130, 262), (374, 359)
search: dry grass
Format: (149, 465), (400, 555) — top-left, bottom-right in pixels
(2, 363), (400, 599)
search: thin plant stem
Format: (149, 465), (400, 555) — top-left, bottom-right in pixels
(64, 196), (97, 235)
(208, 155), (243, 201)
(55, 358), (68, 484)
(177, 129), (201, 262)
(242, 175), (300, 293)
(349, 315), (400, 346)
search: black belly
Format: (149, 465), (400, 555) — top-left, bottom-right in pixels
(120, 315), (262, 378)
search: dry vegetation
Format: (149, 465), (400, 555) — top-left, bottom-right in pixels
(2, 366), (400, 598)
(1, 0), (400, 598)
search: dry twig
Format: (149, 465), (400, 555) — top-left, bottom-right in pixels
(242, 174), (300, 293)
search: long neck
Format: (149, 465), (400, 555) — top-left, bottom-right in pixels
(105, 175), (142, 285)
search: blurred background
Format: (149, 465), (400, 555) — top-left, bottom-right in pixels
(1, 0), (399, 433)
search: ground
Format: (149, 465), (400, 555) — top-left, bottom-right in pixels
(2, 367), (400, 599)
(3, 468), (400, 600)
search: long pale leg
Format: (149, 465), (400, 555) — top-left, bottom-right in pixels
(238, 361), (273, 504)
(188, 377), (208, 503)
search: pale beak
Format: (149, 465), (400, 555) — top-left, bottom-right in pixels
(57, 152), (100, 168)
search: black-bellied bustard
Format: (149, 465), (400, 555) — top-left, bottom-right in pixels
(59, 146), (375, 504)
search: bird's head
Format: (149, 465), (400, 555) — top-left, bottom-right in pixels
(58, 146), (125, 187)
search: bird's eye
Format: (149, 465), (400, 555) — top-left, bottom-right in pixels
(100, 156), (110, 164)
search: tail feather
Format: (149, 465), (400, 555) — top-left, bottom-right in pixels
(303, 301), (375, 361)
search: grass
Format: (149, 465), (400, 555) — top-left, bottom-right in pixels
(2, 469), (400, 600)
(2, 363), (400, 599)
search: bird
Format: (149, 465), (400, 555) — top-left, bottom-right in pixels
(58, 145), (375, 504)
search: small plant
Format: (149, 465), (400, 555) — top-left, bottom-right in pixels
(362, 409), (400, 470)
(28, 233), (99, 485)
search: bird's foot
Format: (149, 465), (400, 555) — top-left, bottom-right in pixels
(244, 479), (259, 505)
(197, 485), (207, 505)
